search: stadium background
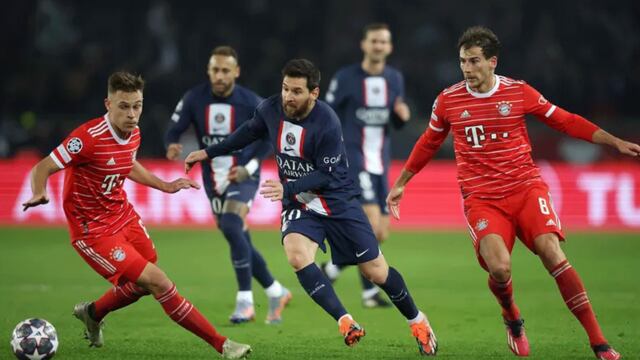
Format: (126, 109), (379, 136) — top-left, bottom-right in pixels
(1, 1), (639, 359)
(2, 0), (640, 230)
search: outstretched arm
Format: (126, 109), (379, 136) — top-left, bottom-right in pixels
(129, 160), (200, 193)
(22, 156), (62, 211)
(185, 115), (266, 173)
(592, 129), (640, 157)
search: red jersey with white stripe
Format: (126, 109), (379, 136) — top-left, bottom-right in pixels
(406, 75), (599, 199)
(49, 115), (141, 240)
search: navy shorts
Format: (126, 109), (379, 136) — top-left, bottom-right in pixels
(280, 202), (380, 266)
(354, 170), (389, 215)
(208, 178), (259, 218)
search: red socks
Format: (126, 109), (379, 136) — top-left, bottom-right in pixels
(94, 282), (149, 321)
(155, 284), (227, 353)
(551, 260), (607, 346)
(488, 276), (521, 321)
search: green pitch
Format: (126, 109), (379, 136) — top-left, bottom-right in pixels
(0, 227), (638, 359)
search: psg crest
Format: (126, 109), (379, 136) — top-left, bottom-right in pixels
(286, 132), (296, 145)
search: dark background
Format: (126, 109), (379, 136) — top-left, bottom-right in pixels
(3, 0), (639, 162)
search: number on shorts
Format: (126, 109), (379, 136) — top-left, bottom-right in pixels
(281, 209), (301, 222)
(538, 197), (550, 215)
(211, 197), (223, 214)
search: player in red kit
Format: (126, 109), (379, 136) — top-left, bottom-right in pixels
(22, 71), (252, 359)
(388, 27), (639, 359)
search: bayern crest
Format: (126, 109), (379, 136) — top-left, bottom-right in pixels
(475, 218), (489, 231)
(110, 247), (127, 262)
(496, 101), (512, 116)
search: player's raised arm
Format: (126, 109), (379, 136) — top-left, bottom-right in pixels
(129, 160), (200, 193)
(22, 156), (62, 211)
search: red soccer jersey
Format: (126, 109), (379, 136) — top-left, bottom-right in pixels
(49, 115), (141, 241)
(406, 75), (599, 199)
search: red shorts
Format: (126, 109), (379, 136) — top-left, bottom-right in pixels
(464, 183), (564, 270)
(72, 218), (158, 286)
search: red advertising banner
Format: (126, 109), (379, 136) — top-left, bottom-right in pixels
(1, 157), (639, 230)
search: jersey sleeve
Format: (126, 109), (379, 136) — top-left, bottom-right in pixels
(405, 92), (450, 174)
(325, 71), (347, 110)
(165, 92), (194, 146)
(49, 126), (96, 169)
(523, 83), (599, 142)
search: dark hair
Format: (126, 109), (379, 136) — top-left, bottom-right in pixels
(362, 22), (390, 39)
(457, 26), (501, 59)
(108, 71), (144, 94)
(211, 45), (238, 61)
(281, 59), (321, 91)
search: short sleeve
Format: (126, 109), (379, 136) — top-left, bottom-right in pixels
(428, 92), (449, 133)
(49, 126), (95, 169)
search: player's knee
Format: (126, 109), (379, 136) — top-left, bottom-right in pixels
(534, 233), (565, 269)
(218, 213), (243, 236)
(359, 258), (389, 284)
(136, 264), (172, 296)
(285, 251), (313, 271)
(488, 259), (512, 282)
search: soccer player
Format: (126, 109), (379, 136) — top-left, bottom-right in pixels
(322, 23), (410, 308)
(165, 46), (291, 324)
(388, 26), (638, 360)
(22, 71), (251, 359)
(185, 59), (438, 355)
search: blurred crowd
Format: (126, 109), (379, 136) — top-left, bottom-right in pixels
(2, 0), (639, 162)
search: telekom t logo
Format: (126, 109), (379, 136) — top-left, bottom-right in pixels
(465, 125), (486, 148)
(101, 174), (120, 195)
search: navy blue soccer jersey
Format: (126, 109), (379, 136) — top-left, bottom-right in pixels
(165, 82), (269, 198)
(325, 64), (406, 175)
(204, 95), (359, 218)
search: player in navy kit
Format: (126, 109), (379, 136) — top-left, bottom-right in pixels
(323, 23), (411, 307)
(165, 46), (291, 324)
(185, 59), (437, 355)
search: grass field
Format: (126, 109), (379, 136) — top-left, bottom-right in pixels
(0, 227), (638, 359)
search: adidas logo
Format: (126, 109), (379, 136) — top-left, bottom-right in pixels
(106, 157), (116, 166)
(461, 110), (471, 118)
(545, 219), (556, 226)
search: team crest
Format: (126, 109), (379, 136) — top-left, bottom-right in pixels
(475, 218), (489, 231)
(66, 137), (83, 154)
(286, 132), (296, 145)
(214, 113), (225, 123)
(497, 101), (512, 116)
(110, 247), (127, 262)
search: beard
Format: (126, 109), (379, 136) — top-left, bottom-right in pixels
(283, 98), (312, 119)
(212, 81), (232, 97)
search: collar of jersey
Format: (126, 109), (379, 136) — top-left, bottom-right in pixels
(104, 113), (132, 145)
(465, 74), (500, 98)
